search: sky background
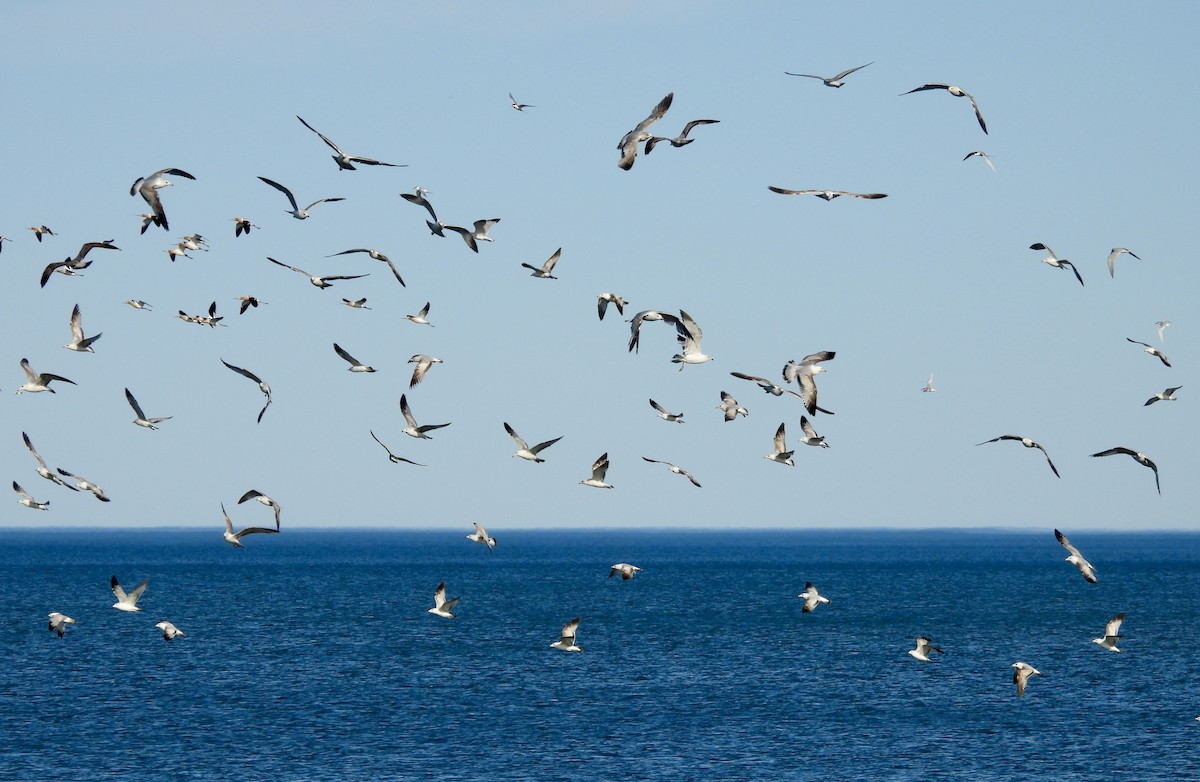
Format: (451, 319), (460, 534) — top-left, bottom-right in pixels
(1, 2), (1196, 530)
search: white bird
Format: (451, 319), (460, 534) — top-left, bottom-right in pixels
(368, 430), (426, 466)
(125, 388), (171, 430)
(16, 359), (75, 395)
(509, 92), (534, 111)
(56, 468), (110, 502)
(39, 240), (120, 288)
(334, 343), (375, 373)
(155, 621), (185, 642)
(717, 391), (749, 421)
(504, 422), (562, 463)
(48, 612), (76, 638)
(22, 432), (78, 492)
(466, 218), (502, 245)
(125, 300), (152, 310)
(407, 355), (442, 388)
(232, 217), (259, 237)
(609, 563), (641, 580)
(768, 186), (888, 200)
(429, 582), (460, 618)
(522, 247), (561, 279)
(406, 302), (434, 327)
(238, 489), (281, 530)
(400, 187), (439, 223)
(922, 374), (936, 392)
(130, 167), (196, 231)
(1107, 247), (1142, 278)
(1145, 386), (1182, 406)
(328, 248), (405, 286)
(258, 176), (345, 219)
(641, 457), (701, 487)
(975, 435), (1059, 478)
(963, 150), (996, 171)
(579, 452), (613, 489)
(798, 415), (829, 448)
(730, 371), (802, 399)
(617, 92), (673, 170)
(797, 582), (830, 613)
(550, 617), (582, 652)
(782, 352), (836, 416)
(908, 636), (945, 662)
(1092, 613), (1126, 653)
(61, 304), (101, 353)
(1155, 320), (1171, 342)
(13, 481), (48, 510)
(1126, 337), (1171, 367)
(1029, 243), (1084, 286)
(597, 293), (628, 321)
(671, 309), (712, 369)
(221, 360), (272, 423)
(1090, 446), (1161, 495)
(267, 257), (368, 289)
(342, 298), (371, 310)
(627, 310), (680, 353)
(296, 115), (405, 171)
(1012, 662), (1041, 697)
(902, 83), (988, 134)
(644, 118), (720, 154)
(784, 61), (872, 87)
(649, 398), (684, 423)
(400, 393), (451, 439)
(1054, 528), (1097, 584)
(466, 522), (496, 552)
(765, 422), (795, 466)
(111, 575), (149, 612)
(222, 502), (279, 549)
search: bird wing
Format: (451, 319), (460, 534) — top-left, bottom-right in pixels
(258, 177), (299, 211)
(221, 359), (264, 385)
(797, 373), (819, 416)
(1054, 528), (1084, 559)
(902, 83), (951, 95)
(1091, 447), (1138, 459)
(297, 116), (344, 154)
(833, 62), (873, 79)
(560, 617), (580, 642)
(965, 93), (988, 133)
(124, 388), (146, 419)
(333, 343), (363, 366)
(1105, 613), (1125, 638)
(800, 415), (818, 439)
(401, 193), (438, 222)
(267, 257), (309, 276)
(110, 575), (128, 602)
(1061, 260), (1085, 286)
(590, 453), (609, 481)
(649, 399), (669, 415)
(542, 248), (561, 273)
(530, 436), (563, 455)
(633, 93), (673, 136)
(774, 422), (788, 453)
(238, 489), (265, 504)
(768, 186), (822, 196)
(443, 225), (479, 253)
(22, 432), (48, 469)
(503, 423), (529, 451)
(399, 394), (419, 428)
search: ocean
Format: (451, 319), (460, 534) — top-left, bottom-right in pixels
(2, 528), (1197, 780)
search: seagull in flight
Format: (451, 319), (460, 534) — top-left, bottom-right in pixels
(609, 563), (641, 580)
(13, 481), (49, 510)
(258, 176), (345, 220)
(671, 310), (712, 370)
(908, 636), (945, 662)
(579, 452), (614, 489)
(296, 115), (405, 171)
(407, 355), (442, 387)
(22, 432), (78, 491)
(63, 304), (102, 353)
(922, 374), (936, 392)
(617, 91), (673, 170)
(509, 92), (534, 111)
(783, 352), (836, 416)
(368, 430), (425, 466)
(48, 613), (76, 638)
(400, 187), (439, 223)
(111, 575), (149, 612)
(1092, 613), (1126, 653)
(1145, 386), (1181, 406)
(641, 457), (701, 487)
(267, 257), (368, 289)
(645, 119), (720, 154)
(768, 186), (887, 200)
(239, 489), (281, 530)
(765, 422), (795, 467)
(1012, 662), (1041, 697)
(1054, 528), (1097, 584)
(221, 360), (272, 423)
(16, 358), (75, 394)
(328, 248), (405, 286)
(597, 293), (628, 321)
(39, 240), (120, 288)
(550, 617), (582, 652)
(466, 522), (496, 552)
(1155, 320), (1171, 342)
(504, 422), (562, 463)
(649, 398), (684, 423)
(798, 415), (829, 448)
(125, 388), (171, 430)
(400, 393), (451, 439)
(798, 582), (830, 613)
(521, 247), (561, 279)
(902, 83), (988, 134)
(155, 621), (185, 642)
(784, 61), (873, 87)
(406, 302), (434, 327)
(963, 150), (996, 171)
(1029, 243), (1084, 286)
(222, 502), (279, 548)
(232, 217), (259, 237)
(334, 343), (375, 373)
(975, 435), (1060, 477)
(1107, 247), (1142, 278)
(444, 219), (501, 254)
(57, 468), (110, 502)
(717, 391), (749, 421)
(1090, 447), (1160, 495)
(429, 582), (460, 618)
(627, 310), (680, 353)
(130, 167), (196, 231)
(1126, 338), (1171, 367)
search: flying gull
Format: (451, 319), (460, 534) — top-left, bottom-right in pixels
(446, 219), (501, 254)
(627, 310), (679, 353)
(130, 167), (196, 231)
(334, 343), (375, 373)
(368, 430), (426, 466)
(617, 91), (673, 170)
(466, 522), (496, 552)
(717, 391), (749, 421)
(1090, 446), (1160, 494)
(155, 621), (185, 642)
(765, 422), (795, 466)
(922, 374), (936, 392)
(609, 563), (641, 580)
(798, 583), (830, 613)
(784, 61), (873, 87)
(1107, 247), (1142, 278)
(406, 302), (434, 327)
(13, 481), (49, 510)
(649, 398), (684, 423)
(768, 186), (887, 200)
(1126, 338), (1171, 367)
(504, 422), (562, 462)
(1092, 613), (1126, 653)
(400, 393), (451, 439)
(429, 582), (460, 618)
(222, 502), (278, 548)
(798, 415), (829, 448)
(125, 388), (171, 430)
(63, 304), (101, 353)
(975, 435), (1060, 477)
(39, 240), (120, 288)
(239, 489), (282, 530)
(296, 115), (405, 171)
(550, 617), (583, 652)
(902, 83), (988, 134)
(267, 257), (368, 289)
(16, 358), (75, 394)
(22, 431), (78, 491)
(258, 176), (345, 219)
(642, 457), (701, 487)
(407, 355), (442, 387)
(509, 92), (534, 111)
(783, 352), (836, 416)
(1054, 528), (1097, 584)
(1029, 243), (1084, 286)
(1155, 320), (1170, 342)
(908, 636), (945, 662)
(597, 293), (628, 321)
(579, 452), (614, 489)
(1012, 662), (1041, 697)
(644, 118), (720, 154)
(48, 613), (76, 638)
(400, 187), (439, 223)
(521, 247), (561, 279)
(111, 575), (149, 612)
(1144, 386), (1181, 406)
(671, 310), (713, 369)
(328, 248), (405, 286)
(963, 150), (996, 171)
(220, 360), (272, 423)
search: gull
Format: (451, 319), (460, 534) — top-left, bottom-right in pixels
(975, 435), (1060, 478)
(908, 636), (945, 662)
(445, 219), (501, 253)
(922, 374), (936, 392)
(597, 293), (628, 321)
(1012, 662), (1041, 697)
(645, 119), (720, 154)
(768, 186), (887, 200)
(48, 613), (75, 638)
(369, 430), (425, 465)
(238, 489), (281, 530)
(729, 371), (838, 413)
(442, 224), (478, 251)
(717, 391), (749, 421)
(963, 150), (996, 171)
(139, 213), (157, 234)
(784, 61), (873, 87)
(1054, 528), (1097, 584)
(342, 298), (371, 309)
(130, 167), (196, 231)
(1029, 242), (1084, 286)
(783, 352), (836, 416)
(642, 457), (701, 487)
(406, 302), (434, 327)
(221, 360), (272, 423)
(627, 310), (679, 353)
(509, 92), (534, 111)
(522, 247), (561, 279)
(267, 257), (368, 289)
(13, 481), (49, 510)
(39, 240), (120, 287)
(609, 563), (641, 580)
(22, 431), (79, 491)
(334, 343), (375, 373)
(1145, 386), (1182, 406)
(1092, 613), (1126, 653)
(429, 582), (460, 618)
(550, 617), (582, 652)
(16, 358), (75, 394)
(1155, 320), (1170, 342)
(765, 422), (795, 466)
(902, 83), (988, 134)
(125, 388), (171, 430)
(232, 217), (259, 237)
(329, 248), (405, 286)
(617, 91), (673, 170)
(649, 398), (684, 423)
(155, 621), (185, 642)
(408, 355), (442, 387)
(235, 295), (266, 314)
(258, 176), (345, 219)
(125, 300), (152, 310)
(111, 575), (149, 612)
(1107, 247), (1142, 278)
(1126, 338), (1171, 367)
(296, 115), (405, 171)
(580, 452), (613, 489)
(504, 422), (562, 463)
(671, 310), (713, 369)
(222, 502), (278, 548)
(57, 468), (110, 502)
(400, 393), (451, 439)
(29, 225), (55, 242)
(1090, 447), (1161, 495)
(400, 187), (439, 223)
(798, 415), (829, 448)
(466, 522), (496, 551)
(64, 304), (101, 353)
(797, 582), (831, 613)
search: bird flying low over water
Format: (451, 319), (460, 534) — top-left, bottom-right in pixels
(783, 352), (836, 416)
(1054, 529), (1097, 584)
(1126, 338), (1171, 367)
(369, 430), (425, 466)
(596, 293), (627, 321)
(220, 360), (272, 423)
(125, 388), (171, 430)
(902, 83), (988, 134)
(609, 563), (641, 580)
(798, 583), (830, 613)
(522, 247), (561, 279)
(580, 452), (613, 489)
(509, 92), (533, 111)
(975, 435), (1059, 477)
(1012, 662), (1041, 697)
(717, 391), (749, 421)
(258, 176), (345, 219)
(155, 621), (185, 641)
(407, 355), (442, 388)
(400, 394), (451, 439)
(48, 613), (75, 638)
(466, 522), (496, 552)
(1092, 613), (1126, 653)
(429, 582), (460, 618)
(963, 150), (996, 171)
(784, 61), (873, 87)
(908, 636), (944, 662)
(765, 422), (795, 467)
(504, 422), (562, 463)
(111, 575), (149, 612)
(550, 618), (582, 652)
(239, 489), (282, 529)
(1029, 243), (1084, 286)
(267, 257), (368, 289)
(768, 186), (887, 200)
(334, 343), (375, 373)
(130, 167), (195, 231)
(329, 248), (405, 286)
(63, 304), (101, 353)
(13, 481), (49, 510)
(1090, 447), (1161, 495)
(1107, 247), (1142, 278)
(16, 359), (75, 395)
(40, 241), (120, 288)
(642, 457), (701, 487)
(649, 398), (684, 423)
(296, 115), (406, 171)
(617, 91), (673, 170)
(1145, 386), (1181, 406)
(671, 310), (712, 369)
(222, 502), (278, 548)
(644, 118), (720, 154)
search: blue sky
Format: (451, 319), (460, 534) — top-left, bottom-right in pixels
(1, 2), (1196, 530)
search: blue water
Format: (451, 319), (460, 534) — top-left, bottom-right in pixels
(2, 528), (1198, 780)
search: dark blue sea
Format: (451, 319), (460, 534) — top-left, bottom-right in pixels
(2, 528), (1198, 781)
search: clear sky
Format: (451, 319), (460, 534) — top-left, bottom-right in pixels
(1, 2), (1196, 530)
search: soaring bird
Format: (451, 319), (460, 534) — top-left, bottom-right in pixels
(368, 430), (426, 466)
(717, 391), (749, 421)
(296, 115), (405, 171)
(406, 302), (434, 327)
(504, 422), (562, 463)
(768, 186), (887, 200)
(429, 582), (460, 618)
(550, 617), (582, 652)
(125, 388), (171, 430)
(111, 575), (149, 612)
(649, 398), (685, 423)
(798, 582), (830, 613)
(902, 83), (988, 134)
(1092, 613), (1126, 653)
(1155, 320), (1171, 342)
(975, 435), (1060, 478)
(798, 416), (829, 448)
(671, 310), (712, 369)
(328, 248), (405, 286)
(334, 343), (375, 373)
(238, 489), (282, 530)
(63, 304), (102, 353)
(22, 432), (78, 491)
(1107, 247), (1142, 278)
(1054, 529), (1097, 584)
(268, 257), (368, 289)
(220, 361), (272, 425)
(1144, 386), (1182, 406)
(13, 481), (49, 510)
(644, 119), (720, 154)
(1012, 662), (1041, 697)
(963, 150), (996, 171)
(407, 355), (442, 387)
(130, 167), (196, 231)
(1029, 243), (1084, 286)
(258, 176), (345, 219)
(399, 394), (451, 439)
(444, 219), (501, 253)
(47, 612), (76, 638)
(1126, 338), (1171, 367)
(783, 352), (836, 416)
(521, 247), (561, 279)
(641, 457), (701, 487)
(765, 422), (795, 467)
(609, 563), (641, 580)
(221, 502), (278, 549)
(40, 241), (120, 287)
(784, 62), (873, 87)
(597, 293), (628, 321)
(466, 522), (496, 552)
(617, 92), (673, 170)
(509, 92), (534, 111)
(908, 636), (945, 662)
(579, 452), (613, 489)
(1090, 447), (1161, 494)
(56, 468), (109, 502)
(16, 359), (75, 394)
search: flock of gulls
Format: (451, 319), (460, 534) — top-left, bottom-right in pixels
(4, 68), (1186, 699)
